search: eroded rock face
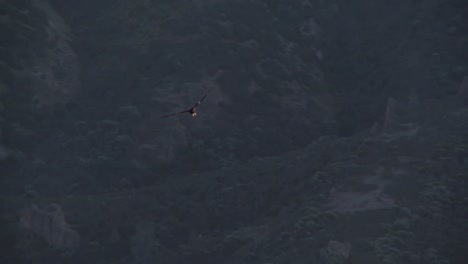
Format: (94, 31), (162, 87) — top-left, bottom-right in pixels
(0, 1), (82, 168)
(19, 203), (80, 252)
(326, 240), (351, 261)
(382, 97), (408, 132)
(29, 0), (80, 108)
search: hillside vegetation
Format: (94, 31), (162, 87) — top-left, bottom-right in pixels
(1, 0), (467, 263)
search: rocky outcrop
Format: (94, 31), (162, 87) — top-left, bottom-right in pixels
(382, 97), (408, 132)
(1, 0), (81, 168)
(321, 240), (352, 263)
(19, 203), (80, 252)
(29, 0), (80, 108)
(368, 97), (408, 135)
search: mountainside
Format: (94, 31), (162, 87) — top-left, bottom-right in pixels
(1, 0), (467, 263)
(51, 0), (335, 164)
(317, 0), (468, 135)
(4, 101), (468, 263)
(1, 0), (75, 142)
(1, 0), (343, 196)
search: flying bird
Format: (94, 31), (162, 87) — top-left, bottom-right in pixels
(162, 91), (209, 118)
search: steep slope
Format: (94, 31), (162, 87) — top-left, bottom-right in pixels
(0, 0), (80, 191)
(5, 99), (467, 263)
(316, 0), (468, 135)
(3, 0), (339, 196)
(49, 0), (334, 165)
(1, 0), (467, 263)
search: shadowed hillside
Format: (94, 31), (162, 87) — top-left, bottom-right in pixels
(1, 0), (467, 263)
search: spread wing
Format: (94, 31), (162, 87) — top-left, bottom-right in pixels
(191, 93), (208, 109)
(162, 90), (210, 117)
(161, 109), (191, 118)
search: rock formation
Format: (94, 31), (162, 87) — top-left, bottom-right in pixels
(19, 203), (80, 252)
(320, 240), (352, 264)
(30, 0), (80, 108)
(382, 97), (408, 132)
(327, 240), (351, 260)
